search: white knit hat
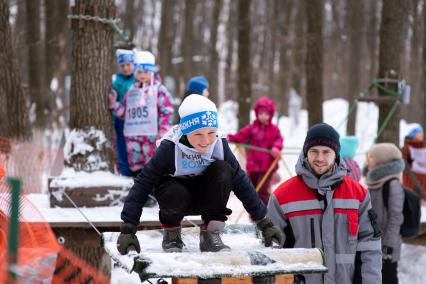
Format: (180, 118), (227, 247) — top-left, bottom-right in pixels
(134, 51), (156, 72)
(178, 94), (218, 134)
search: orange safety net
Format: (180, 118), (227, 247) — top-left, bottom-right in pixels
(0, 136), (63, 195)
(0, 182), (109, 283)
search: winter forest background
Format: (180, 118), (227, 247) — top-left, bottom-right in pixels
(1, 0), (426, 146)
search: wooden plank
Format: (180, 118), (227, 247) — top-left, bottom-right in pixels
(275, 274), (294, 284)
(222, 276), (252, 283)
(49, 185), (129, 207)
(172, 278), (198, 284)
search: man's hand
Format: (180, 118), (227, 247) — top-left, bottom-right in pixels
(117, 223), (141, 255)
(256, 217), (284, 247)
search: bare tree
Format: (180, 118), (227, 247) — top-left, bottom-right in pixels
(158, 0), (175, 79)
(208, 0), (222, 104)
(292, 0), (306, 103)
(376, 0), (410, 144)
(0, 0), (31, 139)
(182, 0), (196, 85)
(69, 0), (116, 172)
(305, 0), (324, 127)
(346, 0), (362, 135)
(423, 1), (426, 129)
(237, 0), (252, 129)
(26, 0), (46, 129)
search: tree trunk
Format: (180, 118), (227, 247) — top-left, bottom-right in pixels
(276, 0), (293, 116)
(225, 0), (237, 101)
(69, 0), (116, 172)
(53, 0), (71, 127)
(158, 0), (175, 78)
(123, 0), (136, 42)
(26, 0), (46, 129)
(305, 0), (324, 127)
(208, 0), (222, 105)
(376, 0), (409, 144)
(423, 1), (426, 129)
(237, 0), (252, 129)
(346, 0), (362, 135)
(0, 0), (31, 139)
(292, 1), (306, 103)
(182, 0), (196, 85)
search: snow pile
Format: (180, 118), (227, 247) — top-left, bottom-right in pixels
(49, 168), (133, 189)
(63, 127), (111, 172)
(105, 226), (326, 280)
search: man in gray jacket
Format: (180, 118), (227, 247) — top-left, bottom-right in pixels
(267, 123), (382, 284)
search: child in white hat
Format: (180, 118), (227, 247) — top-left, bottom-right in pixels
(109, 50), (174, 177)
(116, 95), (283, 254)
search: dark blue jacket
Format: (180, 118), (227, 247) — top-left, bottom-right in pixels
(121, 138), (267, 225)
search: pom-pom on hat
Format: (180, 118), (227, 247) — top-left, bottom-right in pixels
(179, 94), (218, 135)
(134, 51), (156, 72)
(187, 76), (209, 95)
(406, 124), (423, 139)
(116, 49), (134, 65)
(303, 123), (340, 156)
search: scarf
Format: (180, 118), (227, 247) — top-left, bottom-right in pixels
(364, 159), (405, 190)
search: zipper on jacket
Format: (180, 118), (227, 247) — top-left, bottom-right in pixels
(310, 218), (315, 248)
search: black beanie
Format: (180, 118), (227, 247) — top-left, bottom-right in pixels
(303, 123), (340, 156)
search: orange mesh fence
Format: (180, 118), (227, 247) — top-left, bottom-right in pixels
(0, 136), (63, 195)
(0, 182), (109, 283)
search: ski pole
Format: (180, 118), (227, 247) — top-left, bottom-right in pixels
(234, 155), (281, 224)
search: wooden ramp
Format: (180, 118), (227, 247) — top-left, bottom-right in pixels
(103, 225), (327, 283)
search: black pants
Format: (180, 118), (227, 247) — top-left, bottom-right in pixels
(154, 160), (233, 226)
(382, 261), (398, 284)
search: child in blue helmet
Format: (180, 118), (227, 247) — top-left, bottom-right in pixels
(182, 76), (209, 101)
(111, 49), (135, 176)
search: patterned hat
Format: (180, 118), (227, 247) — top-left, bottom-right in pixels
(115, 49), (134, 65)
(178, 94), (218, 135)
(407, 124), (423, 139)
(134, 51), (156, 72)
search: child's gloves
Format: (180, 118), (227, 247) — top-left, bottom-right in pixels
(271, 147), (281, 158)
(256, 217), (284, 247)
(108, 89), (118, 109)
(382, 246), (393, 263)
(117, 223), (141, 255)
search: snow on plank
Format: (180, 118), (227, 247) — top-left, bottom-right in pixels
(103, 225), (327, 281)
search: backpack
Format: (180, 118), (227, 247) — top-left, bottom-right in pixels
(383, 178), (421, 239)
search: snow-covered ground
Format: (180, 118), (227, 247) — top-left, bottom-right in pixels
(17, 98), (425, 283)
(108, 98), (426, 283)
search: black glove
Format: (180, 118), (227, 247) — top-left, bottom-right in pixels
(256, 217), (284, 247)
(117, 223), (141, 255)
(382, 246), (393, 263)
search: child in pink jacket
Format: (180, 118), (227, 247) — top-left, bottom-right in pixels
(109, 51), (174, 177)
(228, 96), (283, 205)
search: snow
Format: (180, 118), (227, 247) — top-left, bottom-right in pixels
(49, 168), (134, 189)
(25, 193), (201, 225)
(10, 97), (426, 283)
(105, 226), (326, 281)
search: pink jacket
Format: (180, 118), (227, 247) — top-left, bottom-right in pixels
(228, 97), (283, 173)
